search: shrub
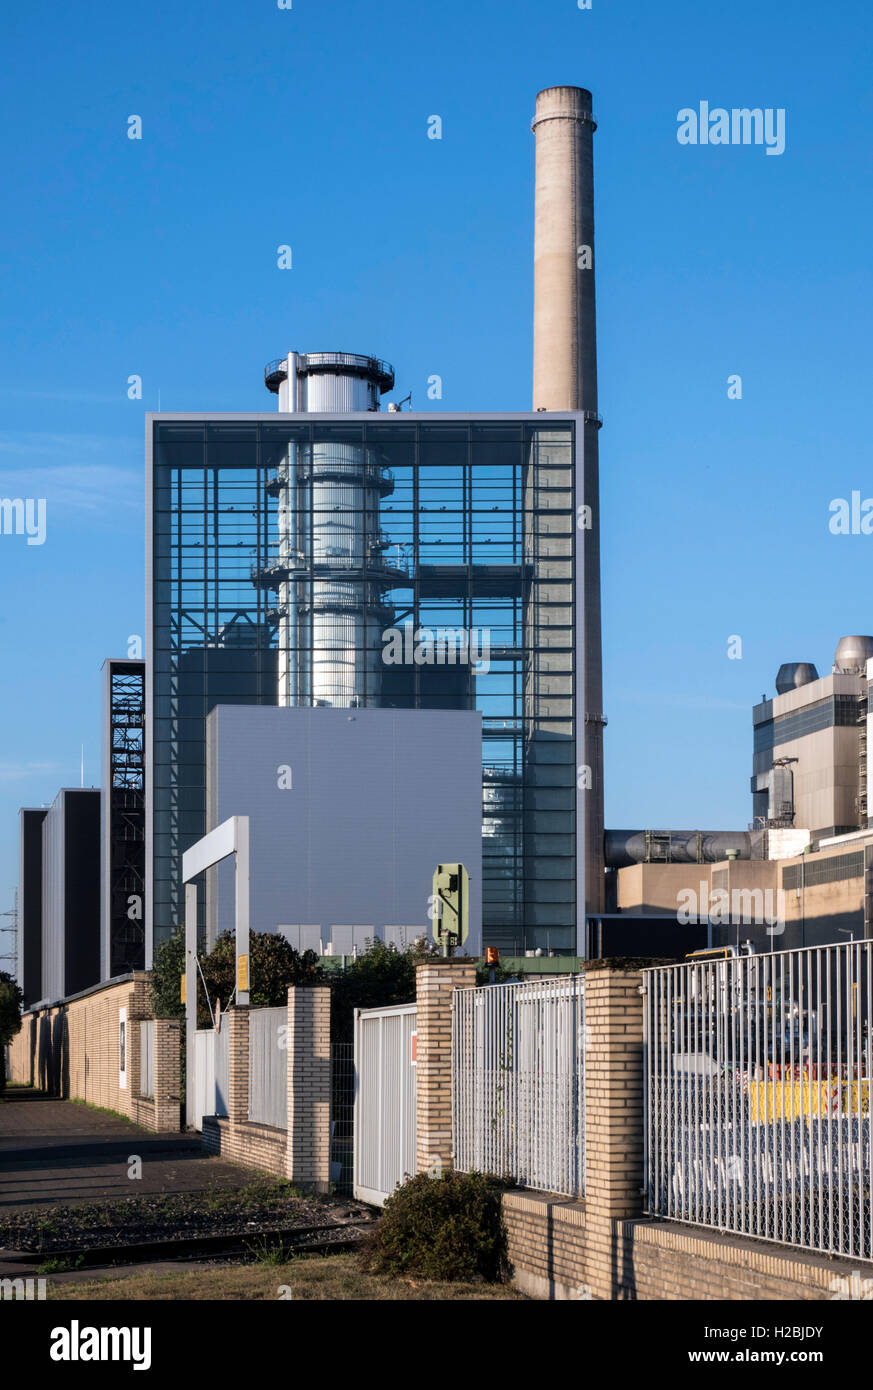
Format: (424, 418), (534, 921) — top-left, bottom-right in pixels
(149, 927), (323, 1027)
(366, 1170), (512, 1283)
(329, 940), (424, 1043)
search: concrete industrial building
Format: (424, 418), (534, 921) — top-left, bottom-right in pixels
(751, 636), (873, 838)
(607, 636), (873, 950)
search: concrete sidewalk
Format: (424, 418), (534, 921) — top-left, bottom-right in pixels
(0, 1088), (249, 1211)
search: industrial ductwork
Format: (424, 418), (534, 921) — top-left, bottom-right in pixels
(604, 829), (758, 870)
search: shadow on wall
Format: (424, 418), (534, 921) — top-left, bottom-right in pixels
(35, 1010), (69, 1097)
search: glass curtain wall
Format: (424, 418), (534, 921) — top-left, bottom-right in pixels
(151, 418), (576, 953)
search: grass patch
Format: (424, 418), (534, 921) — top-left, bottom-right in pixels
(67, 1098), (150, 1128)
(46, 1251), (526, 1301)
(38, 1255), (84, 1275)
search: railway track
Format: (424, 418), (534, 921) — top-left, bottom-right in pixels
(1, 1218), (377, 1270)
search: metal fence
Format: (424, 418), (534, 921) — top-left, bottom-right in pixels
(139, 1020), (154, 1100)
(644, 943), (873, 1262)
(331, 1042), (355, 1194)
(193, 1028), (216, 1130)
(248, 1007), (288, 1130)
(452, 976), (585, 1198)
(353, 1004), (417, 1205)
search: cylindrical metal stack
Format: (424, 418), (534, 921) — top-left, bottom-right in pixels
(258, 351), (402, 707)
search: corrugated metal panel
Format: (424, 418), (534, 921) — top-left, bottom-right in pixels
(139, 1020), (154, 1099)
(248, 1007), (287, 1129)
(354, 1004), (417, 1206)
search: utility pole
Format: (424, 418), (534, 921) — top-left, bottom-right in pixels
(0, 891), (19, 975)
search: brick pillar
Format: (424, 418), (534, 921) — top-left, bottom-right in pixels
(583, 966), (645, 1300)
(285, 986), (331, 1192)
(415, 958), (477, 1176)
(227, 1005), (250, 1124)
(153, 1019), (181, 1131)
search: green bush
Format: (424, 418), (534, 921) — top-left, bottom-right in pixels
(366, 1170), (512, 1283)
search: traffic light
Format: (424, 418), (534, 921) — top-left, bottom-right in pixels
(432, 863), (469, 955)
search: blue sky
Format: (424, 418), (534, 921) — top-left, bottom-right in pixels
(0, 0), (871, 922)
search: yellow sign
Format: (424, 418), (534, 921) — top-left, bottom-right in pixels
(749, 1079), (869, 1124)
(180, 974), (186, 1004)
(237, 954), (249, 992)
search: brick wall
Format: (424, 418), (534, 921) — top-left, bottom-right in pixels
(415, 958), (476, 1175)
(202, 1116), (286, 1176)
(287, 986), (331, 1191)
(5, 974), (180, 1133)
(501, 1195), (867, 1302)
(200, 987), (331, 1191)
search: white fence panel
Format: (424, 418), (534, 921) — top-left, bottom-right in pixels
(249, 1007), (288, 1129)
(215, 1017), (229, 1118)
(354, 1004), (417, 1206)
(139, 1020), (154, 1100)
(452, 976), (585, 1198)
(192, 1028), (216, 1131)
(644, 943), (873, 1262)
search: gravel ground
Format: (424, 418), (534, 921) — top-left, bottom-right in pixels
(0, 1179), (373, 1254)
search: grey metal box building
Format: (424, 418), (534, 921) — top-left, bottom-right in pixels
(17, 807), (48, 1006)
(41, 789), (101, 1001)
(205, 705), (483, 957)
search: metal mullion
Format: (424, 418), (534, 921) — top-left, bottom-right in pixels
(788, 949), (796, 1247)
(837, 947), (845, 1254)
(867, 943), (873, 1260)
(825, 949), (833, 1252)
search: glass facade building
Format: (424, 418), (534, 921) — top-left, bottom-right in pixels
(146, 414), (584, 959)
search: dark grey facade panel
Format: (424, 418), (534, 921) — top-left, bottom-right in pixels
(40, 790), (101, 1001)
(18, 808), (47, 1006)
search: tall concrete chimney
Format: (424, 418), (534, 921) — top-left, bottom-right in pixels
(532, 85), (605, 915)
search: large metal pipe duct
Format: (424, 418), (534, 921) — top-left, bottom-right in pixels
(532, 85), (605, 914)
(604, 830), (755, 870)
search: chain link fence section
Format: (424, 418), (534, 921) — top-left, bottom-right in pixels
(331, 1041), (355, 1195)
(643, 943), (872, 1261)
(452, 976), (585, 1198)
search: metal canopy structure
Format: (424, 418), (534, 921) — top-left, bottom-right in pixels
(182, 815), (250, 1129)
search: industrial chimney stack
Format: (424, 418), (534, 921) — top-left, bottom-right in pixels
(532, 85), (605, 914)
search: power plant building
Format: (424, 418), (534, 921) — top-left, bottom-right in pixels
(146, 395), (585, 958)
(145, 86), (606, 962)
(751, 636), (873, 838)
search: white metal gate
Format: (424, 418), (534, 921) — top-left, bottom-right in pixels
(353, 1004), (417, 1206)
(192, 1020), (229, 1130)
(452, 976), (585, 1197)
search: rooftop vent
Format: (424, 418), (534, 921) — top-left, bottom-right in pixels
(833, 636), (873, 675)
(775, 662), (819, 695)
